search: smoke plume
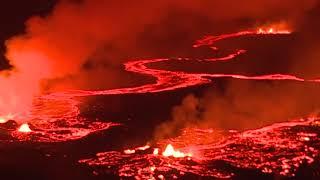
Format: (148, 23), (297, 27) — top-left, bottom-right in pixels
(155, 79), (320, 139)
(1, 0), (319, 120)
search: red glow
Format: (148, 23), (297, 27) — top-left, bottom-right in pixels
(2, 25), (319, 178)
(77, 27), (319, 178)
(1, 26), (315, 143)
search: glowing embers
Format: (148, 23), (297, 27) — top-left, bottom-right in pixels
(79, 118), (320, 179)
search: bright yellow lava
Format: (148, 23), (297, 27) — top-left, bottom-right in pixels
(162, 144), (190, 158)
(18, 123), (32, 133)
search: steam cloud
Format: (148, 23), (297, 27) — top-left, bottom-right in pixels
(1, 0), (319, 121)
(155, 79), (320, 139)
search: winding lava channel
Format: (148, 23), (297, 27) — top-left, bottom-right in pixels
(2, 28), (320, 178)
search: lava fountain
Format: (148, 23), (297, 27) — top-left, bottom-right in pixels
(162, 144), (192, 158)
(17, 123), (32, 133)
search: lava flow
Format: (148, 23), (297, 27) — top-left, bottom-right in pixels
(1, 26), (302, 143)
(1, 96), (119, 142)
(79, 117), (320, 179)
(77, 27), (318, 178)
(2, 26), (320, 178)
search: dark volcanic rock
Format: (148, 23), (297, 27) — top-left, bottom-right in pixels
(0, 120), (18, 131)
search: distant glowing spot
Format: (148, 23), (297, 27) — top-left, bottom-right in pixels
(18, 123), (32, 133)
(0, 117), (7, 123)
(302, 137), (310, 141)
(150, 166), (156, 171)
(268, 28), (274, 33)
(153, 148), (159, 155)
(123, 149), (135, 154)
(136, 144), (150, 151)
(0, 114), (15, 123)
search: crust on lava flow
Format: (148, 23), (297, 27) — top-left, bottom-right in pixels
(18, 123), (32, 133)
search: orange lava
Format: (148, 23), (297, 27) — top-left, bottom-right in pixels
(257, 28), (291, 34)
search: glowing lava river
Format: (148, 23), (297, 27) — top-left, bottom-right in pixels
(1, 27), (320, 179)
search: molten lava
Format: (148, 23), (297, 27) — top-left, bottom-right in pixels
(76, 27), (319, 178)
(257, 27), (291, 34)
(153, 148), (159, 155)
(18, 123), (32, 133)
(80, 117), (320, 179)
(1, 25), (301, 143)
(162, 144), (190, 158)
(2, 25), (319, 178)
